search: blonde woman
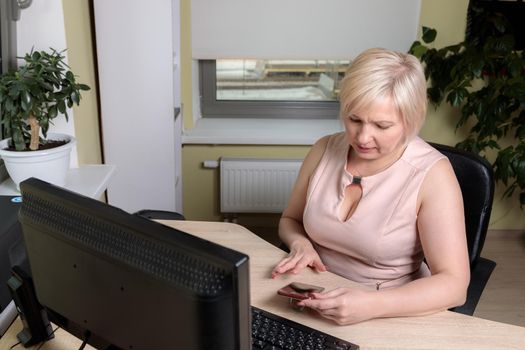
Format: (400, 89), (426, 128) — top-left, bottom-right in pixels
(272, 48), (470, 325)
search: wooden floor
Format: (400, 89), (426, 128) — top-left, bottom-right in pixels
(474, 230), (525, 327)
(249, 225), (525, 327)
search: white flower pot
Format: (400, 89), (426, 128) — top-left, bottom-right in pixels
(0, 133), (76, 190)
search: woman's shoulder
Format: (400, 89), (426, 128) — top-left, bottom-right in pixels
(327, 131), (346, 144)
(413, 139), (461, 211)
(311, 132), (344, 151)
(315, 131), (347, 152)
(303, 132), (345, 176)
(403, 137), (447, 171)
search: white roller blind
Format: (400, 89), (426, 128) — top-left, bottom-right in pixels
(191, 0), (421, 60)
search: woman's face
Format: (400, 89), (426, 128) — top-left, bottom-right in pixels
(342, 97), (406, 162)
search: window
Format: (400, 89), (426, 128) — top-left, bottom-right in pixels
(1, 0), (18, 141)
(0, 0), (17, 73)
(199, 59), (350, 119)
(192, 1), (421, 120)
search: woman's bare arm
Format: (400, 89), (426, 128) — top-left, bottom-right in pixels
(272, 136), (330, 276)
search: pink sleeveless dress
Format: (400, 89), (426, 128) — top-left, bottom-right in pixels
(303, 132), (446, 289)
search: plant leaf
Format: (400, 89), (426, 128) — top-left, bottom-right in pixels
(48, 105), (58, 119)
(410, 43), (428, 59)
(57, 100), (66, 113)
(21, 90), (32, 112)
(12, 128), (26, 151)
(446, 87), (468, 107)
(422, 27), (437, 44)
(71, 90), (80, 105)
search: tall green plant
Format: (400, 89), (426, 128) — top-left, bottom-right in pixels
(0, 48), (90, 151)
(410, 6), (525, 206)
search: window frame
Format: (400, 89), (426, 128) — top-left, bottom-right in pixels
(199, 60), (340, 119)
(1, 0), (18, 142)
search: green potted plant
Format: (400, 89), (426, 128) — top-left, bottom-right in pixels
(0, 48), (90, 189)
(409, 5), (525, 206)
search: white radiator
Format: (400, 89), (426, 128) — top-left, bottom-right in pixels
(220, 158), (303, 213)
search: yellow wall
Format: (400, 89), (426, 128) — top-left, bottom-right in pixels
(180, 0), (525, 229)
(418, 0), (525, 229)
(63, 0), (524, 229)
(62, 0), (102, 165)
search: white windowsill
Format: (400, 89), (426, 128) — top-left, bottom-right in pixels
(182, 118), (344, 145)
(0, 164), (116, 198)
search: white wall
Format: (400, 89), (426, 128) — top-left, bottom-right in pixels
(93, 0), (179, 213)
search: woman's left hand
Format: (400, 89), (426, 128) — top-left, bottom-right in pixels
(297, 287), (375, 325)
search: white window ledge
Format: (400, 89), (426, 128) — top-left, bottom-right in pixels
(182, 118), (344, 145)
(0, 164), (116, 198)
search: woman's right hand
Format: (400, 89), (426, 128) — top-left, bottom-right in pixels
(271, 241), (326, 278)
(273, 137), (330, 279)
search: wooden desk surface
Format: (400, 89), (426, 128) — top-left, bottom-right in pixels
(1, 220), (524, 350)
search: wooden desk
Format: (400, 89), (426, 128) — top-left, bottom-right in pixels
(1, 220), (524, 350)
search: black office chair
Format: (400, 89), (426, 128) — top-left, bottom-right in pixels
(430, 142), (496, 315)
(278, 143), (496, 316)
(134, 209), (186, 221)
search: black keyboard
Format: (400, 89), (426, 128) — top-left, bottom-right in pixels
(251, 306), (359, 350)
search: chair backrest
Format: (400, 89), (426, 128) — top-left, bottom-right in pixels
(134, 209), (186, 221)
(430, 143), (495, 268)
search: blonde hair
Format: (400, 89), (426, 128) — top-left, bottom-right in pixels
(339, 48), (427, 141)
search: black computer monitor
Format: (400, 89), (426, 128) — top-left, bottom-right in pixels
(18, 178), (251, 350)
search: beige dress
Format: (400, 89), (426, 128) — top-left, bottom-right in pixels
(303, 132), (446, 289)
